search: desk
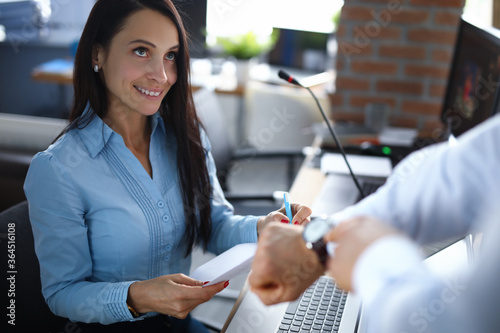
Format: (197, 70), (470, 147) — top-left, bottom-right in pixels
(220, 136), (328, 333)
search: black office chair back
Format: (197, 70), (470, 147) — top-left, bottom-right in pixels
(0, 201), (67, 331)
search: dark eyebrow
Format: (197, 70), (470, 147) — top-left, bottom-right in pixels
(129, 39), (180, 51)
(129, 39), (156, 48)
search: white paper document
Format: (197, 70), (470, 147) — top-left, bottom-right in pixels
(321, 153), (392, 178)
(190, 243), (257, 286)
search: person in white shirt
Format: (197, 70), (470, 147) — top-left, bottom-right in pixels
(249, 113), (500, 332)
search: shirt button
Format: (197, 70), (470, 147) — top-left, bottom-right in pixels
(157, 201), (165, 208)
(163, 255), (170, 261)
(165, 245), (172, 251)
(162, 215), (169, 222)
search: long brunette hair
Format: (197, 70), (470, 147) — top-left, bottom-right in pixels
(65, 0), (212, 255)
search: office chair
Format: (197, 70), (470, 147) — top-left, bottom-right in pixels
(193, 87), (305, 216)
(0, 200), (68, 332)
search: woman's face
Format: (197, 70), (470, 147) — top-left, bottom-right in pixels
(95, 9), (179, 117)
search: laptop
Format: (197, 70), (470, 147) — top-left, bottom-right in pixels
(223, 230), (473, 333)
(222, 158), (473, 333)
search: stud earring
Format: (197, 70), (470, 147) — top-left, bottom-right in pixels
(93, 65), (99, 73)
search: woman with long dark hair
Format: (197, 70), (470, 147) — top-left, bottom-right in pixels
(24, 0), (311, 331)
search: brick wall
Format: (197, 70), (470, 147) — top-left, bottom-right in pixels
(331, 0), (466, 136)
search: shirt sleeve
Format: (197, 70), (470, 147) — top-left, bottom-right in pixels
(24, 152), (137, 324)
(199, 130), (259, 255)
(333, 114), (500, 245)
(353, 200), (500, 333)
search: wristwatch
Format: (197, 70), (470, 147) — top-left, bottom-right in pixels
(302, 216), (336, 266)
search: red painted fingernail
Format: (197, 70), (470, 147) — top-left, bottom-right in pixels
(224, 281), (229, 288)
(281, 219), (289, 224)
(203, 281), (209, 285)
(294, 221), (299, 225)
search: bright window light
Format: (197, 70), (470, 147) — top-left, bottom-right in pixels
(206, 0), (343, 39)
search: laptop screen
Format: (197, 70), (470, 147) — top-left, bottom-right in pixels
(442, 19), (500, 137)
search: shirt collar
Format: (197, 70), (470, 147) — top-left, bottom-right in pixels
(77, 104), (165, 158)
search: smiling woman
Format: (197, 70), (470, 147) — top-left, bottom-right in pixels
(22, 0), (312, 332)
(93, 9), (179, 120)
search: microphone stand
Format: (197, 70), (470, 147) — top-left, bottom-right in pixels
(278, 70), (365, 199)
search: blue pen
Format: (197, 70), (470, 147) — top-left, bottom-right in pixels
(283, 192), (293, 224)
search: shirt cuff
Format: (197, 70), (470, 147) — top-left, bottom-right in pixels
(352, 235), (423, 307)
(106, 281), (139, 322)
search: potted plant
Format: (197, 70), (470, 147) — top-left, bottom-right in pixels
(217, 30), (278, 84)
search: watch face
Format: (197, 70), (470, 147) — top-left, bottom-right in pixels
(303, 218), (332, 243)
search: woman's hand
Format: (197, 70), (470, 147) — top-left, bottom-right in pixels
(127, 273), (228, 319)
(257, 203), (312, 236)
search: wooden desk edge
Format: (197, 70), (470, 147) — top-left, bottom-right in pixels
(221, 136), (325, 332)
(220, 278), (250, 333)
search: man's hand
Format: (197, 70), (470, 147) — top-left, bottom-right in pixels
(249, 223), (324, 305)
(324, 216), (401, 291)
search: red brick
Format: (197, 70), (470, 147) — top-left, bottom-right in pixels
(336, 24), (347, 38)
(432, 48), (453, 63)
(351, 60), (398, 75)
(402, 100), (443, 115)
(429, 83), (448, 97)
(330, 110), (365, 124)
(341, 6), (375, 21)
(405, 64), (450, 79)
(336, 57), (345, 71)
(337, 42), (374, 58)
(358, 0), (399, 3)
(408, 28), (458, 45)
(422, 118), (448, 141)
(389, 115), (419, 128)
(376, 26), (402, 40)
(379, 44), (427, 59)
(376, 80), (424, 95)
(336, 76), (371, 91)
(434, 11), (462, 26)
(349, 95), (397, 108)
(411, 0), (465, 8)
(390, 9), (430, 24)
(329, 93), (343, 107)
(424, 118), (446, 133)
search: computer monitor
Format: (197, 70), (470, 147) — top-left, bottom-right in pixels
(176, 1), (207, 58)
(268, 28), (330, 72)
(442, 19), (500, 137)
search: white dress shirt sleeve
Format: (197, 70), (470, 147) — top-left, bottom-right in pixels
(334, 114), (500, 332)
(352, 235), (423, 308)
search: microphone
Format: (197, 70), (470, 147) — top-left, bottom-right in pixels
(278, 70), (365, 199)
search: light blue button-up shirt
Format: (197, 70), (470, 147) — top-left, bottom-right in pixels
(24, 108), (259, 324)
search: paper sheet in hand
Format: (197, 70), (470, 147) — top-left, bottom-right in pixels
(321, 153), (392, 177)
(190, 243), (257, 286)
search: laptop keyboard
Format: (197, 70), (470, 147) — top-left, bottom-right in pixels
(356, 180), (384, 202)
(277, 276), (348, 333)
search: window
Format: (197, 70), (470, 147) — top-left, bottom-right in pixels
(206, 0), (342, 39)
(463, 0), (493, 28)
